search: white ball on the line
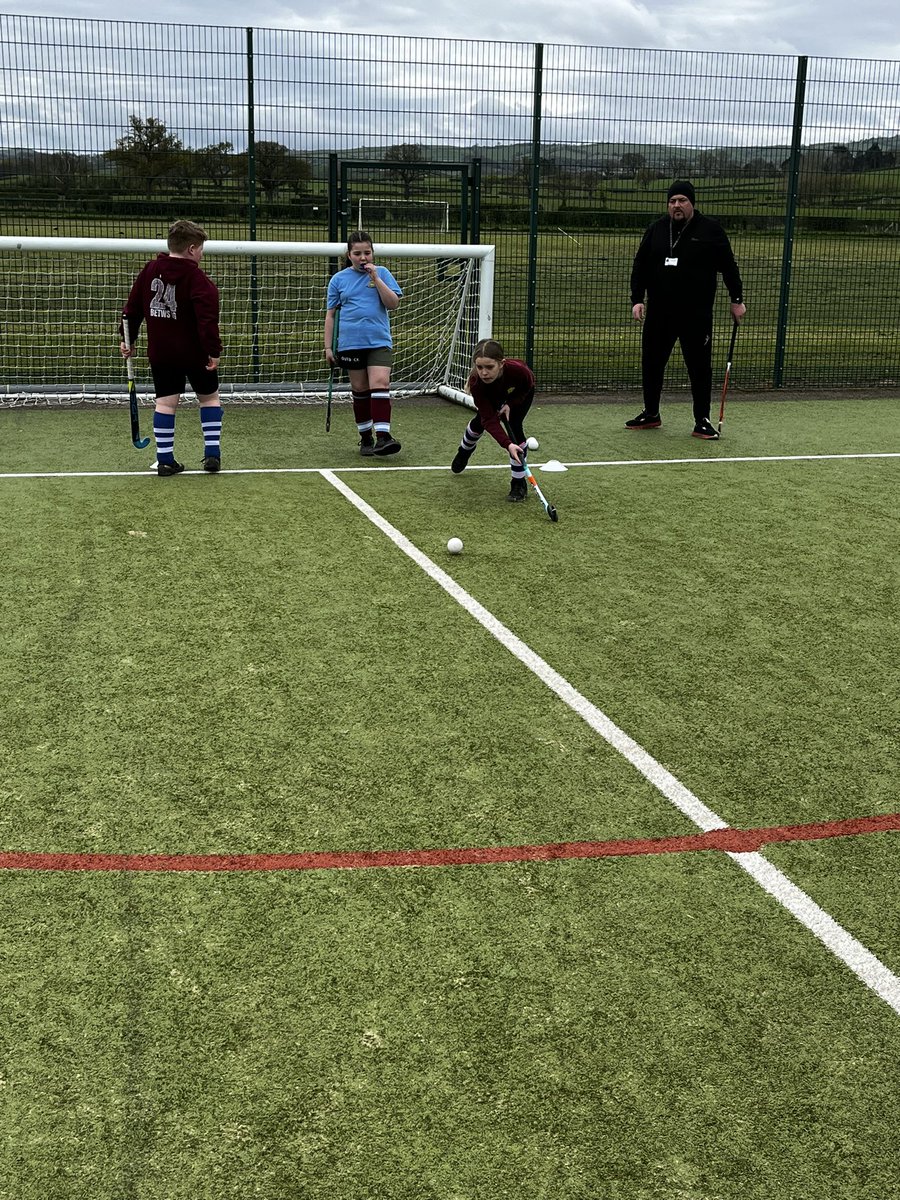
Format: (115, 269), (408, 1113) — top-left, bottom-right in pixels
(447, 537), (463, 555)
(526, 436), (539, 450)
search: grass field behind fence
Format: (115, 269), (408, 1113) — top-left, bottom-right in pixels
(3, 228), (900, 392)
(1, 397), (899, 1198)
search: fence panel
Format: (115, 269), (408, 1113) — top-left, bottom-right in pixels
(783, 55), (900, 387)
(2, 15), (900, 392)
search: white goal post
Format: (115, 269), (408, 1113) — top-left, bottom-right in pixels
(0, 237), (494, 409)
(357, 198), (450, 233)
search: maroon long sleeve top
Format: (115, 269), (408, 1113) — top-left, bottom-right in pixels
(468, 359), (535, 448)
(123, 253), (222, 368)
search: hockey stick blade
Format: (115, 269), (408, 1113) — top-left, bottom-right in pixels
(129, 382), (150, 448)
(122, 315), (150, 449)
(524, 463), (559, 523)
(325, 368), (334, 433)
(717, 318), (740, 434)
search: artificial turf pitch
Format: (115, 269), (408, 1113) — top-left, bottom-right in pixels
(1, 396), (899, 1198)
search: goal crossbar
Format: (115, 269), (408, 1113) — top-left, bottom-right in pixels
(0, 237), (494, 409)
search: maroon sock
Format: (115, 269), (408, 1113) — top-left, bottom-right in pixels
(371, 389), (391, 430)
(352, 390), (372, 429)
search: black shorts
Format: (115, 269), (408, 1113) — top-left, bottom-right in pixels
(151, 362), (220, 399)
(334, 347), (393, 371)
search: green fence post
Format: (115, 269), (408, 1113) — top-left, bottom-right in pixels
(774, 55), (807, 388)
(525, 43), (543, 369)
(459, 167), (469, 243)
(328, 153), (339, 242)
(326, 155), (341, 301)
(339, 160), (350, 243)
(470, 157), (482, 244)
(246, 26), (259, 380)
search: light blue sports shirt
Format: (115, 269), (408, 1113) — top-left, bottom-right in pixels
(326, 266), (403, 351)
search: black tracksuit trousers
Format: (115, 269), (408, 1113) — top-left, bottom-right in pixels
(641, 308), (713, 422)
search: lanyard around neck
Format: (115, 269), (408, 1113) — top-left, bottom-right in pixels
(669, 217), (692, 251)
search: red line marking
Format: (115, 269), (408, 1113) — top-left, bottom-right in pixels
(1, 813), (899, 873)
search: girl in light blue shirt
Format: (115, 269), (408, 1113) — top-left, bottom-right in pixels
(325, 232), (403, 456)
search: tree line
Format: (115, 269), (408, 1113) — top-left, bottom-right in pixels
(3, 114), (899, 217)
(0, 117), (432, 204)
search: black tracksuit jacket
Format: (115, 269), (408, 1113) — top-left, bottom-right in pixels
(630, 210), (743, 316)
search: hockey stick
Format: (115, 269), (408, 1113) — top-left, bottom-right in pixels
(522, 453), (559, 522)
(121, 315), (150, 450)
(717, 318), (740, 435)
(325, 365), (335, 433)
(325, 310), (339, 433)
(501, 418), (558, 522)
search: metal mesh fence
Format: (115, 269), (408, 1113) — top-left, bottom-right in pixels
(3, 15), (900, 393)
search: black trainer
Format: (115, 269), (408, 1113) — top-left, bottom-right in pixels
(625, 410), (662, 430)
(373, 433), (402, 456)
(507, 476), (528, 502)
(451, 445), (474, 474)
(157, 460), (185, 477)
(201, 455), (221, 473)
(692, 418), (720, 440)
(359, 434), (376, 457)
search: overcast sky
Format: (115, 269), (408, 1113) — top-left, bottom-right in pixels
(5, 0), (900, 61)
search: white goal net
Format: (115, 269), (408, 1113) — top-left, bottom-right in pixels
(0, 237), (494, 408)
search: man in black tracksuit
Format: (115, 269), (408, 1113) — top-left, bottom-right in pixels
(628, 180), (746, 440)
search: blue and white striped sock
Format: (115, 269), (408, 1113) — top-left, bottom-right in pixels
(153, 411), (176, 463)
(200, 406), (223, 458)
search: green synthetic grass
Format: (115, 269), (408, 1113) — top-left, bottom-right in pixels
(4, 863), (900, 1200)
(1, 397), (900, 1198)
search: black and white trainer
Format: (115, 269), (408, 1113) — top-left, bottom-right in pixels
(451, 445), (474, 474)
(507, 476), (528, 503)
(373, 433), (402, 456)
(692, 418), (720, 440)
(625, 411), (662, 430)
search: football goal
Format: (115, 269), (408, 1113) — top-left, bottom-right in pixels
(0, 237), (494, 409)
(356, 198), (451, 234)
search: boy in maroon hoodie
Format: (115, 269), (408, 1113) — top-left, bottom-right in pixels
(120, 220), (223, 476)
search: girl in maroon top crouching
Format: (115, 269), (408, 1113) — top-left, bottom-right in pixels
(450, 339), (533, 502)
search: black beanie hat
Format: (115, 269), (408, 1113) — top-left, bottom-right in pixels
(667, 180), (696, 204)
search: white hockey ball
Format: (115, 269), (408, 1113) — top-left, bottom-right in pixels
(447, 537), (463, 555)
(526, 436), (539, 450)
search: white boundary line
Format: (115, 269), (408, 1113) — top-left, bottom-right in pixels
(0, 465), (509, 479)
(2, 449), (899, 481)
(566, 451), (900, 467)
(322, 467), (900, 1018)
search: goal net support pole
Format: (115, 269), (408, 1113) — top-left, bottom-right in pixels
(0, 237), (494, 409)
